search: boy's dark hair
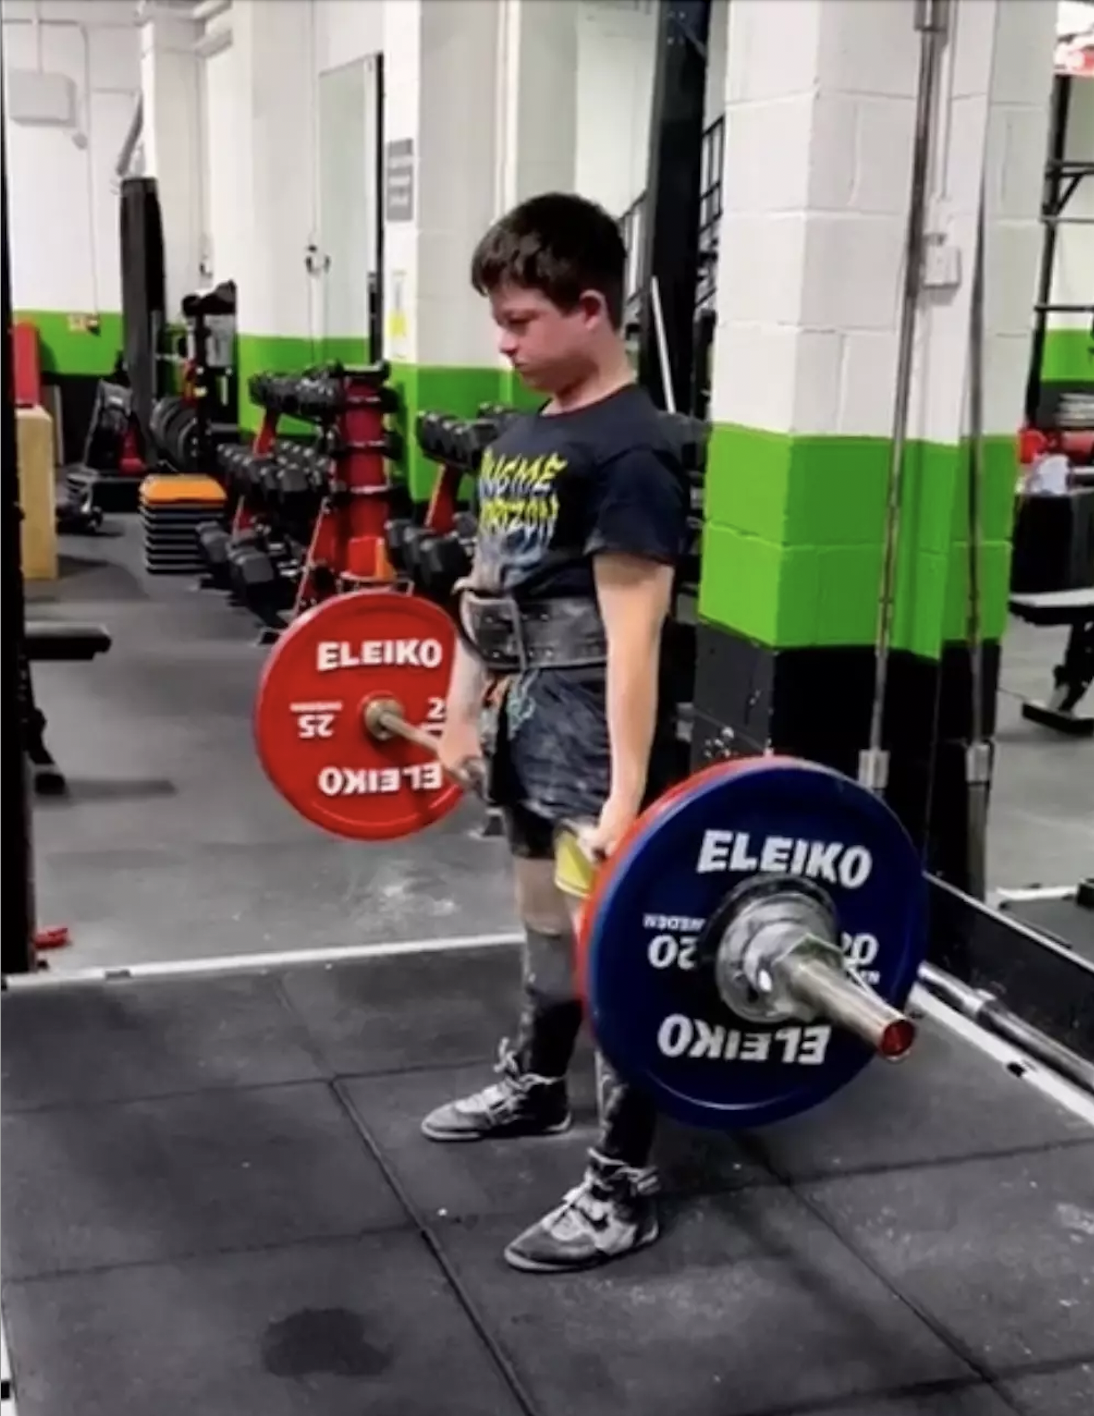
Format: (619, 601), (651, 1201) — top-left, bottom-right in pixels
(470, 193), (626, 330)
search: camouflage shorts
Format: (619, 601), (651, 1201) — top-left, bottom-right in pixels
(481, 669), (611, 823)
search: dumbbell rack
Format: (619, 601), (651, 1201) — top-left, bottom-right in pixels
(383, 407), (506, 602)
(292, 368), (402, 615)
(202, 364), (403, 637)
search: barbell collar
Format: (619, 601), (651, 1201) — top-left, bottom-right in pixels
(364, 695), (430, 749)
(713, 880), (917, 1060)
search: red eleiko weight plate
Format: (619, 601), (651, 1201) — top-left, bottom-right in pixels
(254, 590), (463, 841)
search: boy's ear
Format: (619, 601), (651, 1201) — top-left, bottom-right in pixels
(577, 290), (609, 325)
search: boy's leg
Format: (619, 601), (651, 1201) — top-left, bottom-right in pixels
(503, 885), (661, 1275)
(420, 805), (582, 1142)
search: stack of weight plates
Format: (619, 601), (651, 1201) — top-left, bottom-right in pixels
(140, 475), (227, 575)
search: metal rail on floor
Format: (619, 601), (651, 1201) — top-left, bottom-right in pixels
(1, 1317), (13, 1416)
(5, 927), (1093, 1130)
(1, 930), (523, 987)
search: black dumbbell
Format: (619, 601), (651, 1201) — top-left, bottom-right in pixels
(197, 522), (231, 571)
(418, 531), (471, 599)
(416, 410), (448, 459)
(454, 510), (478, 542)
(385, 517), (413, 573)
(401, 526), (435, 582)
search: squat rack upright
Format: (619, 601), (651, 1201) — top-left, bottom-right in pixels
(1, 64), (37, 980)
(1024, 61), (1094, 427)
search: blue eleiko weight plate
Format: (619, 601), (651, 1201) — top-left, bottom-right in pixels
(583, 757), (928, 1131)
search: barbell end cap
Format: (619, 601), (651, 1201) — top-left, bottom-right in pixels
(363, 696), (403, 741)
(877, 1014), (917, 1062)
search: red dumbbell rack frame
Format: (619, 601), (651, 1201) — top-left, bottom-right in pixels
(292, 368), (398, 616)
(230, 367), (399, 618)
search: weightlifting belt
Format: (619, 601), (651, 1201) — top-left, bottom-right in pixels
(457, 590), (607, 673)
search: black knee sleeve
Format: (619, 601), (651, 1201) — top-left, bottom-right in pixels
(517, 925), (583, 1078)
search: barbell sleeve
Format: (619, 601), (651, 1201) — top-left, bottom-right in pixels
(774, 950), (917, 1062)
(364, 697), (439, 753)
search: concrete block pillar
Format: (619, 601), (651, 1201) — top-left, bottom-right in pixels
(230, 0), (319, 430)
(693, 0), (1056, 873)
(382, 0), (579, 497)
(495, 0), (579, 405)
(139, 3), (203, 318)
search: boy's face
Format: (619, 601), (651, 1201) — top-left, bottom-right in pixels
(488, 282), (609, 392)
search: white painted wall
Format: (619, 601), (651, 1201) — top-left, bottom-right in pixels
(199, 39), (247, 290)
(3, 0), (140, 313)
(317, 56), (379, 342)
(314, 0), (383, 74)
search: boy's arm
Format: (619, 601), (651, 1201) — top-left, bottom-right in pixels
(594, 553), (676, 812)
(445, 550), (488, 725)
(586, 444), (688, 850)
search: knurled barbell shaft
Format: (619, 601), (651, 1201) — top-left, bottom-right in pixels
(363, 696), (485, 795)
(775, 950), (917, 1062)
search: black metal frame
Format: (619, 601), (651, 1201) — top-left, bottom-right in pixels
(370, 51), (385, 364)
(1024, 72), (1094, 425)
(928, 878), (1094, 1061)
(635, 0), (713, 411)
(2, 62), (38, 977)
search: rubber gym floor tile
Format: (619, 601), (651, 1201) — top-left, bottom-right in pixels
(0, 1232), (524, 1416)
(341, 1064), (772, 1225)
(796, 1143), (1094, 1377)
(745, 1016), (1092, 1183)
(277, 944), (522, 1076)
(1, 1081), (407, 1281)
(1000, 1363), (1094, 1415)
(436, 1189), (974, 1416)
(814, 1389), (1015, 1415)
(0, 976), (325, 1112)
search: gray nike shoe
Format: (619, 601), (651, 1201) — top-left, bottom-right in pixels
(503, 1148), (660, 1273)
(421, 1041), (572, 1142)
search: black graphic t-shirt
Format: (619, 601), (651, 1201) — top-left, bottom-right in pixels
(472, 384), (689, 822)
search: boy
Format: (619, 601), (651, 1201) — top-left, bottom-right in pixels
(423, 193), (689, 1274)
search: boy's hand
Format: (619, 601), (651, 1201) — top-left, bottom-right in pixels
(582, 793), (641, 861)
(437, 718), (483, 785)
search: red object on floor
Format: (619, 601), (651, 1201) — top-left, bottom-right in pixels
(12, 322), (43, 407)
(34, 925), (72, 951)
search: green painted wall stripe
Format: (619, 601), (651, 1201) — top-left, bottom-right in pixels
(497, 368), (545, 413)
(1041, 328), (1093, 384)
(699, 426), (1017, 658)
(15, 309), (124, 378)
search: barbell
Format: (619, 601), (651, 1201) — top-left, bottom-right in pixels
(254, 590), (928, 1131)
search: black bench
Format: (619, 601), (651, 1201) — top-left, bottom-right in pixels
(1009, 588), (1094, 737)
(25, 621), (113, 663)
(21, 621), (114, 794)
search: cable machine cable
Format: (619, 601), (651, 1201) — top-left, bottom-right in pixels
(964, 180), (990, 900)
(859, 0), (950, 795)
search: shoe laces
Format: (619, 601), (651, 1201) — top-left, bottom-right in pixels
(472, 1039), (546, 1112)
(556, 1150), (660, 1224)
